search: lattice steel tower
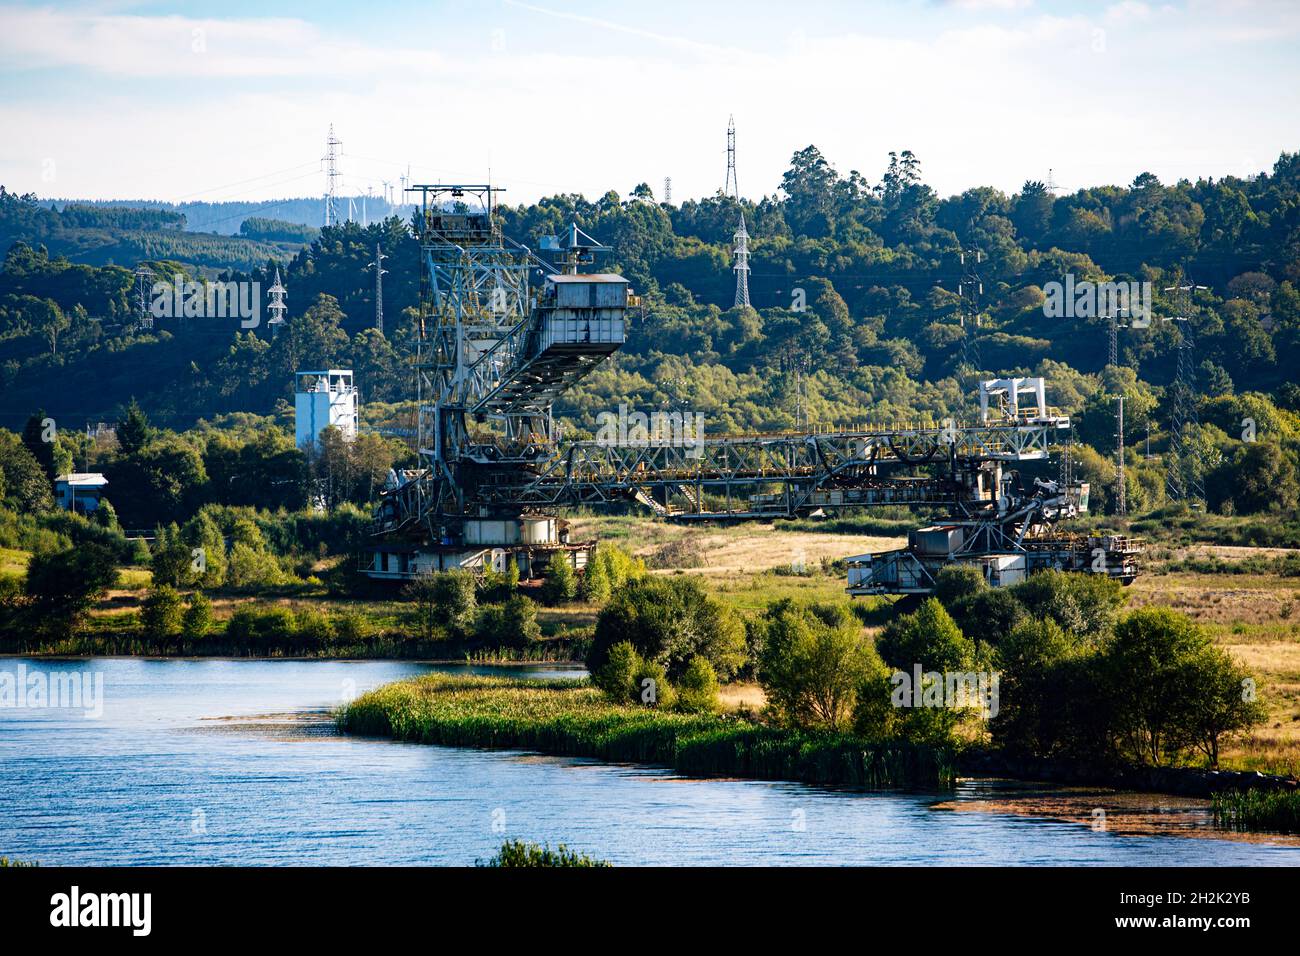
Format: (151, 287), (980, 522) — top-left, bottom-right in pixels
(725, 115), (738, 198)
(322, 124), (342, 227)
(266, 267), (287, 334)
(733, 211), (751, 309)
(368, 243), (388, 334)
(957, 249), (984, 380)
(1163, 273), (1207, 504)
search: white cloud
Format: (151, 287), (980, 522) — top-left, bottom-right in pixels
(0, 2), (1296, 205)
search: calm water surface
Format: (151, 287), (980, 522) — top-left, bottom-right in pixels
(2, 657), (1297, 866)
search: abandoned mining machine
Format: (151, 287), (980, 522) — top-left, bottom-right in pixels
(362, 184), (1139, 595)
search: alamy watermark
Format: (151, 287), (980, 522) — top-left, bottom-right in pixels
(151, 275), (261, 328)
(1, 663), (104, 718)
(1043, 276), (1152, 328)
(890, 666), (1000, 719)
(595, 403), (705, 458)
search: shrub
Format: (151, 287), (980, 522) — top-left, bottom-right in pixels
(1008, 570), (1124, 644)
(479, 840), (610, 867)
(293, 607), (335, 648)
(225, 606), (296, 652)
(876, 597), (977, 673)
(226, 542), (288, 591)
(947, 586), (1026, 651)
(592, 640), (641, 701)
(181, 592), (213, 640)
(581, 550), (611, 602)
(675, 656), (720, 714)
(541, 552), (578, 604)
(758, 599), (886, 731)
(475, 594), (542, 648)
(933, 565), (985, 607)
(631, 657), (674, 709)
(501, 594), (541, 646)
(404, 570), (476, 637)
(332, 610), (368, 645)
(140, 584), (184, 638)
(588, 576), (746, 681)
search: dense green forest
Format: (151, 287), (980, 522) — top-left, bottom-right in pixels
(0, 188), (305, 272)
(2, 145), (1299, 524)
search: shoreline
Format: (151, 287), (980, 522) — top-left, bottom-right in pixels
(0, 652), (587, 665)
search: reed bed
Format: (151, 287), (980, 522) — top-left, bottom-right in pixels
(339, 673), (955, 790)
(1212, 788), (1300, 834)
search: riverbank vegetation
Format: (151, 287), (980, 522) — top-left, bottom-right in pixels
(478, 840), (609, 868)
(340, 673), (956, 790)
(1212, 789), (1300, 834)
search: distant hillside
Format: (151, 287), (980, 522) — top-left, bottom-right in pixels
(41, 196), (416, 236)
(1, 189), (302, 272)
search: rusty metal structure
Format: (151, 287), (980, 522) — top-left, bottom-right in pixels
(363, 185), (1139, 594)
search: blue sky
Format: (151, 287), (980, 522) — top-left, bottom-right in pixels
(1, 0), (1298, 206)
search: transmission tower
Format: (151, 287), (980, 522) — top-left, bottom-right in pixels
(957, 249), (984, 381)
(733, 211), (751, 309)
(1162, 273), (1208, 505)
(266, 267), (287, 335)
(368, 243), (388, 335)
(663, 176), (672, 205)
(724, 115), (738, 198)
(323, 124), (342, 227)
(1059, 429), (1074, 489)
(1114, 395), (1126, 516)
(133, 266), (155, 330)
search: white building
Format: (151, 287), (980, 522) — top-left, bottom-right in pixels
(294, 369), (358, 449)
(54, 473), (108, 514)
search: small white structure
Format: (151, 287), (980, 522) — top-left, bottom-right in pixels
(295, 369), (358, 449)
(54, 473), (108, 514)
(979, 377), (1048, 423)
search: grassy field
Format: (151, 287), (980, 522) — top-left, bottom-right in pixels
(339, 672), (955, 789)
(1126, 569), (1300, 776)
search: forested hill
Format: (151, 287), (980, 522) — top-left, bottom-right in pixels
(1, 146), (1298, 517)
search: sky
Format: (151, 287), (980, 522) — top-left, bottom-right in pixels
(1, 0), (1298, 208)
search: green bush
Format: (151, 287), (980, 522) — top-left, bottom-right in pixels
(181, 592), (213, 640)
(478, 840), (610, 867)
(675, 656), (720, 714)
(1008, 570), (1124, 644)
(225, 606), (296, 652)
(592, 640), (641, 701)
(588, 576), (746, 681)
(990, 616), (1107, 760)
(140, 584), (184, 638)
(226, 542), (288, 591)
(631, 657), (674, 709)
(404, 570), (476, 637)
(474, 594), (542, 648)
(293, 607), (335, 648)
(757, 598), (885, 731)
(876, 597), (978, 673)
(541, 552), (578, 604)
(332, 610), (368, 645)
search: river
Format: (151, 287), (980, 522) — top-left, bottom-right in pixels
(1, 657), (1297, 866)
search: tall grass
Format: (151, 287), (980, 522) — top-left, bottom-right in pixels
(478, 840), (610, 867)
(340, 674), (955, 790)
(1212, 789), (1300, 834)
